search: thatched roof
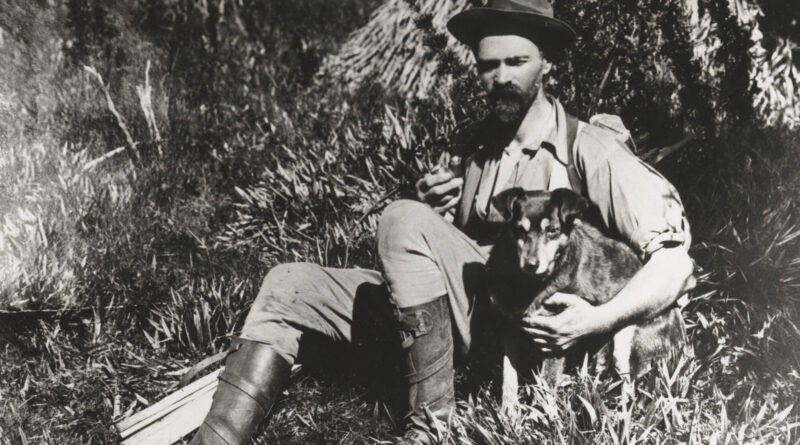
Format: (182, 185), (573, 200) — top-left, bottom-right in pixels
(318, 0), (472, 98)
(321, 0), (799, 127)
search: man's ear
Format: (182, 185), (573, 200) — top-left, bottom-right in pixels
(492, 187), (526, 220)
(542, 59), (552, 75)
(550, 188), (589, 229)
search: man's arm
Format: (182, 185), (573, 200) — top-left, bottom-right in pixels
(523, 123), (695, 351)
(521, 246), (695, 352)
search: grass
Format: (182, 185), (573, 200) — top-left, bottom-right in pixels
(1, 0), (800, 444)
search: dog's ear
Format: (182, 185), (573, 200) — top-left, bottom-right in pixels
(551, 188), (590, 229)
(492, 187), (526, 221)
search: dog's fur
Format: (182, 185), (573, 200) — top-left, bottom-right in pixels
(485, 188), (686, 409)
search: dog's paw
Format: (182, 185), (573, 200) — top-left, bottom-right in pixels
(500, 377), (521, 419)
(620, 376), (636, 407)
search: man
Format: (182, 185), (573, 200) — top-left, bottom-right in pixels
(190, 1), (696, 444)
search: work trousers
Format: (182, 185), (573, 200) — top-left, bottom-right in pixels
(240, 199), (493, 365)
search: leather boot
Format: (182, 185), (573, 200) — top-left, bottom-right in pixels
(190, 339), (291, 445)
(394, 295), (455, 445)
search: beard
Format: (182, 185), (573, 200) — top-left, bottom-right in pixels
(488, 81), (540, 126)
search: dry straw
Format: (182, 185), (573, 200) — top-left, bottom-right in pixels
(322, 0), (800, 127)
(319, 0), (472, 98)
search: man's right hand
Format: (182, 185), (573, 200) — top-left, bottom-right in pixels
(415, 169), (464, 214)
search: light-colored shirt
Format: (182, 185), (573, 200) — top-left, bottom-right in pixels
(474, 97), (571, 219)
(455, 97), (690, 260)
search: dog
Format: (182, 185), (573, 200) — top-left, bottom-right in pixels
(485, 188), (686, 410)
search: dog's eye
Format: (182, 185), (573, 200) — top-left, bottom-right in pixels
(545, 226), (559, 238)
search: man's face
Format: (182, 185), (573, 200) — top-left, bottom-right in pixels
(475, 35), (551, 125)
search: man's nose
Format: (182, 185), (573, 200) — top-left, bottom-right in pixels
(494, 64), (511, 84)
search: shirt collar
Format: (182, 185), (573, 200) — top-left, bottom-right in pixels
(514, 95), (570, 166)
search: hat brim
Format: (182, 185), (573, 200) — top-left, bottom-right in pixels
(447, 8), (577, 52)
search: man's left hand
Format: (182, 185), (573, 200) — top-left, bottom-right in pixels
(519, 292), (610, 352)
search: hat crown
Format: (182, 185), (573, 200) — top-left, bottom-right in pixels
(484, 0), (554, 18)
(447, 0), (575, 50)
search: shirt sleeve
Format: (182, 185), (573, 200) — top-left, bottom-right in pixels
(574, 124), (691, 260)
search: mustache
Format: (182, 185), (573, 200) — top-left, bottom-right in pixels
(488, 84), (527, 103)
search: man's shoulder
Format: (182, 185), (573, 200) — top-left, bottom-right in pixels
(574, 119), (632, 165)
(577, 119), (625, 148)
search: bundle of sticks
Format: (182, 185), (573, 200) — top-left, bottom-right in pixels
(115, 363), (302, 445)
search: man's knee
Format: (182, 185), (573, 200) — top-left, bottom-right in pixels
(242, 263), (325, 362)
(254, 262), (322, 307)
(262, 262), (318, 286)
(377, 199), (439, 258)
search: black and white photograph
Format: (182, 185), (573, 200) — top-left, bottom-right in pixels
(1, 0), (799, 443)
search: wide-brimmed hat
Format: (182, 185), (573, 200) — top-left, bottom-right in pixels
(447, 0), (576, 52)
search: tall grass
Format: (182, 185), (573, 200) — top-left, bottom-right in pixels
(0, 3), (94, 307)
(0, 139), (93, 306)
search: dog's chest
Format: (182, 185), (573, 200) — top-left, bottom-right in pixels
(488, 228), (640, 318)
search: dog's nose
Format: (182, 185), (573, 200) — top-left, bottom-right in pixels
(522, 260), (539, 274)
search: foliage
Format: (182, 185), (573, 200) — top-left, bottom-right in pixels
(0, 0), (799, 444)
(754, 0), (800, 45)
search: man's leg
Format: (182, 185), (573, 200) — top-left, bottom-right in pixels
(191, 263), (383, 445)
(377, 200), (490, 443)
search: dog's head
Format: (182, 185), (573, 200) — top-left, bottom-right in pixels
(493, 188), (590, 277)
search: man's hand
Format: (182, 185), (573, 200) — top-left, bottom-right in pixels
(415, 169), (464, 214)
(520, 293), (611, 353)
(520, 248), (695, 353)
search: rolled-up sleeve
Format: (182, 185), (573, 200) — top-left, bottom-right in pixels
(575, 125), (691, 260)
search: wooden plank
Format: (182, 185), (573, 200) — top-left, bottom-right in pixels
(120, 381), (217, 445)
(115, 364), (302, 445)
(179, 350), (227, 387)
(119, 377), (219, 440)
(115, 368), (224, 435)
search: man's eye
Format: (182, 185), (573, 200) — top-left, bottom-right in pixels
(545, 226), (559, 237)
(477, 60), (499, 72)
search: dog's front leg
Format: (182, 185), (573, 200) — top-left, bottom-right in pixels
(613, 325), (637, 406)
(501, 329), (522, 415)
(540, 356), (565, 388)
